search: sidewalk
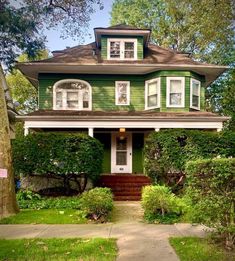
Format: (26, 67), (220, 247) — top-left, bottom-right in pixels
(0, 222), (207, 261)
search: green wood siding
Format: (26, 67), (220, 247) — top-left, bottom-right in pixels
(101, 35), (144, 60)
(38, 71), (206, 112)
(132, 133), (144, 173)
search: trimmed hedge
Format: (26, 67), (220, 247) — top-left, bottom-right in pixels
(144, 130), (235, 189)
(186, 158), (235, 249)
(13, 133), (104, 194)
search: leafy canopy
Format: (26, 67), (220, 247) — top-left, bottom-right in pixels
(0, 0), (103, 67)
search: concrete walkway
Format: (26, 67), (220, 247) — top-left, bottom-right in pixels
(0, 202), (208, 261)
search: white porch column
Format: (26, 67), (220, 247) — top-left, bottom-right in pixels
(217, 128), (222, 132)
(155, 128), (160, 132)
(88, 128), (94, 137)
(24, 126), (29, 136)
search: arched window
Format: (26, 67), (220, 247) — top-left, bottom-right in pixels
(53, 79), (92, 110)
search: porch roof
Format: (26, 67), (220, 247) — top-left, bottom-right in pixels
(17, 110), (229, 122)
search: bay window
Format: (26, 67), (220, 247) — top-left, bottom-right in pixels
(167, 77), (185, 107)
(190, 78), (200, 110)
(145, 78), (160, 109)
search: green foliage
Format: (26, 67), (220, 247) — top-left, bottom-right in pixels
(141, 185), (186, 223)
(186, 158), (235, 249)
(144, 130), (235, 188)
(13, 133), (103, 181)
(111, 0), (234, 63)
(16, 190), (82, 210)
(79, 188), (113, 222)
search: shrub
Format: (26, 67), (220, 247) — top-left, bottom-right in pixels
(144, 130), (235, 190)
(13, 133), (103, 195)
(186, 158), (235, 250)
(79, 187), (113, 222)
(141, 185), (186, 223)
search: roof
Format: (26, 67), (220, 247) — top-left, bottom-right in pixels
(96, 24), (150, 30)
(17, 41), (228, 88)
(17, 110), (229, 122)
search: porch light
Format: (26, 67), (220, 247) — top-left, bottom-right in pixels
(119, 128), (125, 133)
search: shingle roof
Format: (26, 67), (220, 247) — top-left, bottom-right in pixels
(31, 42), (203, 66)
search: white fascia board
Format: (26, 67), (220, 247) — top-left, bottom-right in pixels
(25, 120), (223, 130)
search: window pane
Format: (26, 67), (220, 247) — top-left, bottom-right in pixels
(67, 92), (78, 108)
(124, 42), (134, 59)
(170, 80), (182, 93)
(192, 82), (199, 96)
(110, 41), (120, 58)
(192, 95), (199, 107)
(116, 152), (127, 165)
(148, 95), (158, 107)
(170, 93), (182, 105)
(117, 82), (128, 105)
(116, 137), (127, 150)
(56, 92), (62, 109)
(148, 82), (158, 95)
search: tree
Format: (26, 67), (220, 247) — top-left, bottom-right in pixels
(0, 65), (19, 218)
(0, 0), (103, 217)
(6, 51), (49, 113)
(1, 0), (103, 68)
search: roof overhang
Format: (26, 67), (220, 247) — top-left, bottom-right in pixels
(94, 28), (151, 47)
(16, 62), (228, 88)
(17, 114), (230, 132)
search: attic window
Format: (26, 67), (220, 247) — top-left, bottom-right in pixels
(53, 79), (92, 110)
(108, 39), (137, 60)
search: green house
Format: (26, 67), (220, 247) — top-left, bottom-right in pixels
(17, 24), (229, 176)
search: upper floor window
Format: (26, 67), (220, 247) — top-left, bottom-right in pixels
(145, 78), (160, 110)
(115, 81), (130, 105)
(190, 78), (200, 110)
(166, 77), (185, 108)
(53, 79), (92, 110)
(108, 39), (137, 60)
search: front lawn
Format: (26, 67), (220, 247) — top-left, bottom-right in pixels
(0, 238), (117, 261)
(0, 209), (86, 224)
(170, 237), (235, 261)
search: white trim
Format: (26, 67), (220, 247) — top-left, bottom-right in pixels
(145, 78), (161, 110)
(107, 38), (138, 60)
(115, 81), (130, 105)
(52, 79), (92, 111)
(166, 77), (185, 108)
(190, 78), (201, 110)
(111, 132), (132, 173)
(88, 128), (94, 137)
(24, 120), (224, 130)
(24, 127), (29, 136)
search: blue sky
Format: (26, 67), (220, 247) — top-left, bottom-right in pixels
(45, 0), (113, 52)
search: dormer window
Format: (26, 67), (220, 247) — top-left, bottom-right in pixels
(108, 39), (137, 60)
(53, 79), (92, 110)
(190, 78), (200, 110)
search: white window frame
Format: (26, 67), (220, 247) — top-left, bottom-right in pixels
(145, 78), (161, 110)
(166, 77), (185, 108)
(115, 81), (130, 106)
(53, 79), (92, 111)
(107, 38), (138, 60)
(190, 78), (201, 110)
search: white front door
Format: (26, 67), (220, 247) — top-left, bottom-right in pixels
(111, 133), (132, 173)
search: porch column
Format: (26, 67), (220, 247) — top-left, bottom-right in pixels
(24, 126), (29, 136)
(88, 128), (94, 137)
(217, 128), (222, 132)
(155, 128), (160, 132)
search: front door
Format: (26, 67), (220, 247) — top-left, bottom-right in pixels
(111, 133), (132, 173)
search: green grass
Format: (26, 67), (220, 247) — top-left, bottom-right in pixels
(0, 238), (117, 261)
(170, 237), (235, 261)
(0, 209), (87, 224)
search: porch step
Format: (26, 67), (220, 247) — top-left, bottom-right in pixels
(98, 174), (151, 201)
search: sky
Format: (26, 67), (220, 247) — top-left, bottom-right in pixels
(44, 0), (114, 52)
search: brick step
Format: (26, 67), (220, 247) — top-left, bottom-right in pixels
(113, 191), (141, 196)
(109, 187), (144, 192)
(99, 182), (150, 188)
(100, 177), (150, 182)
(114, 195), (141, 201)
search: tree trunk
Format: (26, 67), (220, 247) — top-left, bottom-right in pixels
(0, 64), (19, 218)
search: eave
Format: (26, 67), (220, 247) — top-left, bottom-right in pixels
(16, 62), (228, 88)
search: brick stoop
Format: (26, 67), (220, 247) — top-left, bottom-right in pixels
(98, 174), (151, 201)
